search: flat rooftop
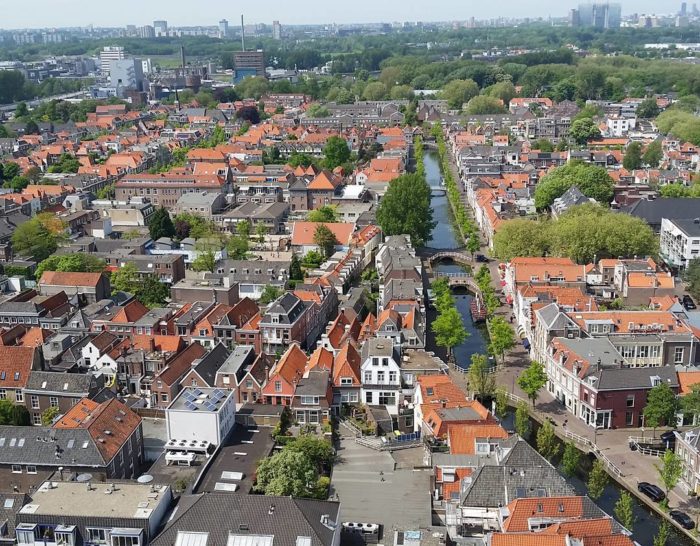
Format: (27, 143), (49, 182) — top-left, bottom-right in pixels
(19, 480), (169, 519)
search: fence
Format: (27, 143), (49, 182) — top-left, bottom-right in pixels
(627, 436), (665, 457)
(354, 429), (423, 451)
(563, 429), (625, 478)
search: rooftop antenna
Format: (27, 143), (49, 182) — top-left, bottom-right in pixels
(241, 15), (245, 51)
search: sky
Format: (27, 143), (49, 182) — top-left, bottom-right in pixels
(0, 0), (680, 29)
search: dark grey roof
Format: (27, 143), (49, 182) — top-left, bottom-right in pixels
(623, 198), (700, 227)
(0, 493), (29, 538)
(263, 292), (305, 324)
(0, 426), (105, 466)
(461, 439), (573, 508)
(593, 364), (679, 391)
(672, 218), (700, 238)
(24, 371), (98, 395)
(295, 369), (330, 396)
(151, 493), (340, 546)
(551, 186), (593, 213)
(190, 343), (231, 387)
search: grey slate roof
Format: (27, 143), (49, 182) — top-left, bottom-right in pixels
(460, 439), (573, 508)
(151, 493), (340, 546)
(0, 426), (105, 466)
(189, 343), (231, 387)
(24, 371), (99, 395)
(593, 364), (679, 391)
(263, 292), (305, 324)
(623, 198), (700, 228)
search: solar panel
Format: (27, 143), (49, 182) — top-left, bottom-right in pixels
(193, 389), (203, 396)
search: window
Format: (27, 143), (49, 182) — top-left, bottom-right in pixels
(32, 413), (41, 425)
(49, 396), (59, 408)
(30, 395), (39, 409)
(111, 535), (140, 546)
(0, 389), (5, 400)
(160, 393), (168, 403)
(246, 379), (253, 389)
(274, 381), (282, 392)
(382, 358), (389, 366)
(379, 392), (396, 406)
(377, 371), (385, 383)
(55, 528), (76, 546)
(16, 525), (37, 545)
(363, 371), (372, 383)
(15, 389), (22, 402)
(340, 377), (353, 385)
(372, 358), (379, 366)
(11, 464), (21, 473)
(87, 528), (109, 545)
(626, 395), (634, 407)
(675, 347), (685, 364)
(626, 411), (634, 426)
(365, 392), (373, 404)
(301, 396), (319, 405)
(26, 465), (36, 474)
(389, 371), (397, 383)
(222, 376), (230, 385)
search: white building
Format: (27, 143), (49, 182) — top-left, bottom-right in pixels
(110, 58), (145, 92)
(660, 217), (700, 270)
(100, 46), (125, 76)
(605, 115), (636, 137)
(153, 20), (168, 37)
(360, 337), (402, 415)
(166, 387), (236, 446)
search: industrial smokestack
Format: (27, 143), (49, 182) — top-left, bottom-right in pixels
(241, 14), (245, 51)
(180, 45), (186, 71)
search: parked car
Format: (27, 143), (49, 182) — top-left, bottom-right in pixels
(683, 295), (696, 310)
(475, 254), (489, 263)
(670, 510), (695, 530)
(638, 482), (665, 502)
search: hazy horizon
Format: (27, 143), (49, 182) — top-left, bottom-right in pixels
(0, 0), (685, 30)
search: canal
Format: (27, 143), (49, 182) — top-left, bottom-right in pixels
(425, 151), (489, 371)
(425, 150), (694, 545)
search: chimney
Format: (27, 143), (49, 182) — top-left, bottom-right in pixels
(149, 338), (156, 352)
(240, 15), (245, 51)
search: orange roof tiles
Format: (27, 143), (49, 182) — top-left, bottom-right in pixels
(333, 342), (361, 387)
(0, 346), (36, 387)
(678, 371), (700, 396)
(502, 497), (587, 532)
(111, 300), (150, 324)
(308, 346), (334, 371)
(291, 222), (355, 246)
(273, 343), (307, 385)
(447, 423), (508, 454)
(39, 271), (104, 288)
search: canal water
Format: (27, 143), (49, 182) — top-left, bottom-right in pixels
(425, 150), (693, 545)
(425, 151), (489, 371)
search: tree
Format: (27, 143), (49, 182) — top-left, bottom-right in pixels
(467, 354), (495, 401)
(11, 216), (63, 262)
(643, 140), (663, 167)
(259, 285), (283, 305)
(614, 492), (635, 531)
(636, 98), (660, 119)
(432, 307), (468, 361)
(255, 222), (269, 246)
(362, 81), (388, 101)
(623, 142), (642, 170)
(587, 459), (609, 500)
(302, 250), (324, 268)
(237, 219), (252, 239)
(1, 162), (20, 180)
(24, 120), (40, 135)
(515, 401), (530, 439)
(313, 224), (338, 260)
(376, 173), (435, 246)
(254, 449), (318, 497)
(290, 254), (303, 281)
(236, 106), (261, 124)
(466, 233), (480, 261)
(575, 65), (606, 100)
(441, 79), (479, 110)
(110, 263), (140, 294)
(485, 81), (516, 104)
(494, 388), (508, 419)
(466, 95), (506, 115)
(307, 205), (338, 223)
(569, 118), (601, 145)
(536, 420), (560, 461)
(534, 161), (614, 209)
(41, 406), (60, 426)
(561, 441), (581, 478)
(322, 136), (350, 170)
(488, 316), (516, 365)
(533, 138), (554, 152)
(192, 250), (216, 273)
(685, 259), (700, 302)
(644, 383), (679, 435)
(517, 360), (547, 406)
(286, 435), (334, 469)
(655, 449), (682, 499)
(15, 102), (28, 118)
(138, 276), (169, 307)
(0, 400), (29, 425)
(227, 234), (249, 259)
(149, 207), (175, 241)
(493, 218), (549, 261)
(653, 520), (670, 546)
(35, 253), (105, 280)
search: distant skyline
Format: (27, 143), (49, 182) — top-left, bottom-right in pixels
(0, 0), (686, 29)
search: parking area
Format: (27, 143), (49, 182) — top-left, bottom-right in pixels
(330, 431), (432, 533)
(194, 425), (275, 494)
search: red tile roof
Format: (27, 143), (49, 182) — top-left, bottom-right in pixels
(0, 346), (36, 388)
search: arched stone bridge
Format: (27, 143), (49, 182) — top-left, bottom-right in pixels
(428, 250), (473, 266)
(435, 272), (481, 293)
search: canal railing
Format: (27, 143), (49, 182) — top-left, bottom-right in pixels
(627, 436), (666, 457)
(502, 392), (625, 478)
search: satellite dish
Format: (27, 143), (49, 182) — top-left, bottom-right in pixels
(76, 473), (93, 483)
(137, 474), (154, 484)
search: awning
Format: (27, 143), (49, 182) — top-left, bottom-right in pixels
(522, 338), (530, 349)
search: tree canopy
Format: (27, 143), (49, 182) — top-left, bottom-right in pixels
(517, 360), (547, 406)
(376, 173), (434, 246)
(149, 207), (176, 241)
(322, 136), (351, 170)
(534, 161), (614, 210)
(11, 214), (66, 262)
(35, 253), (106, 280)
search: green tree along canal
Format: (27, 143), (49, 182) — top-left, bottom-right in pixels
(425, 151), (488, 371)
